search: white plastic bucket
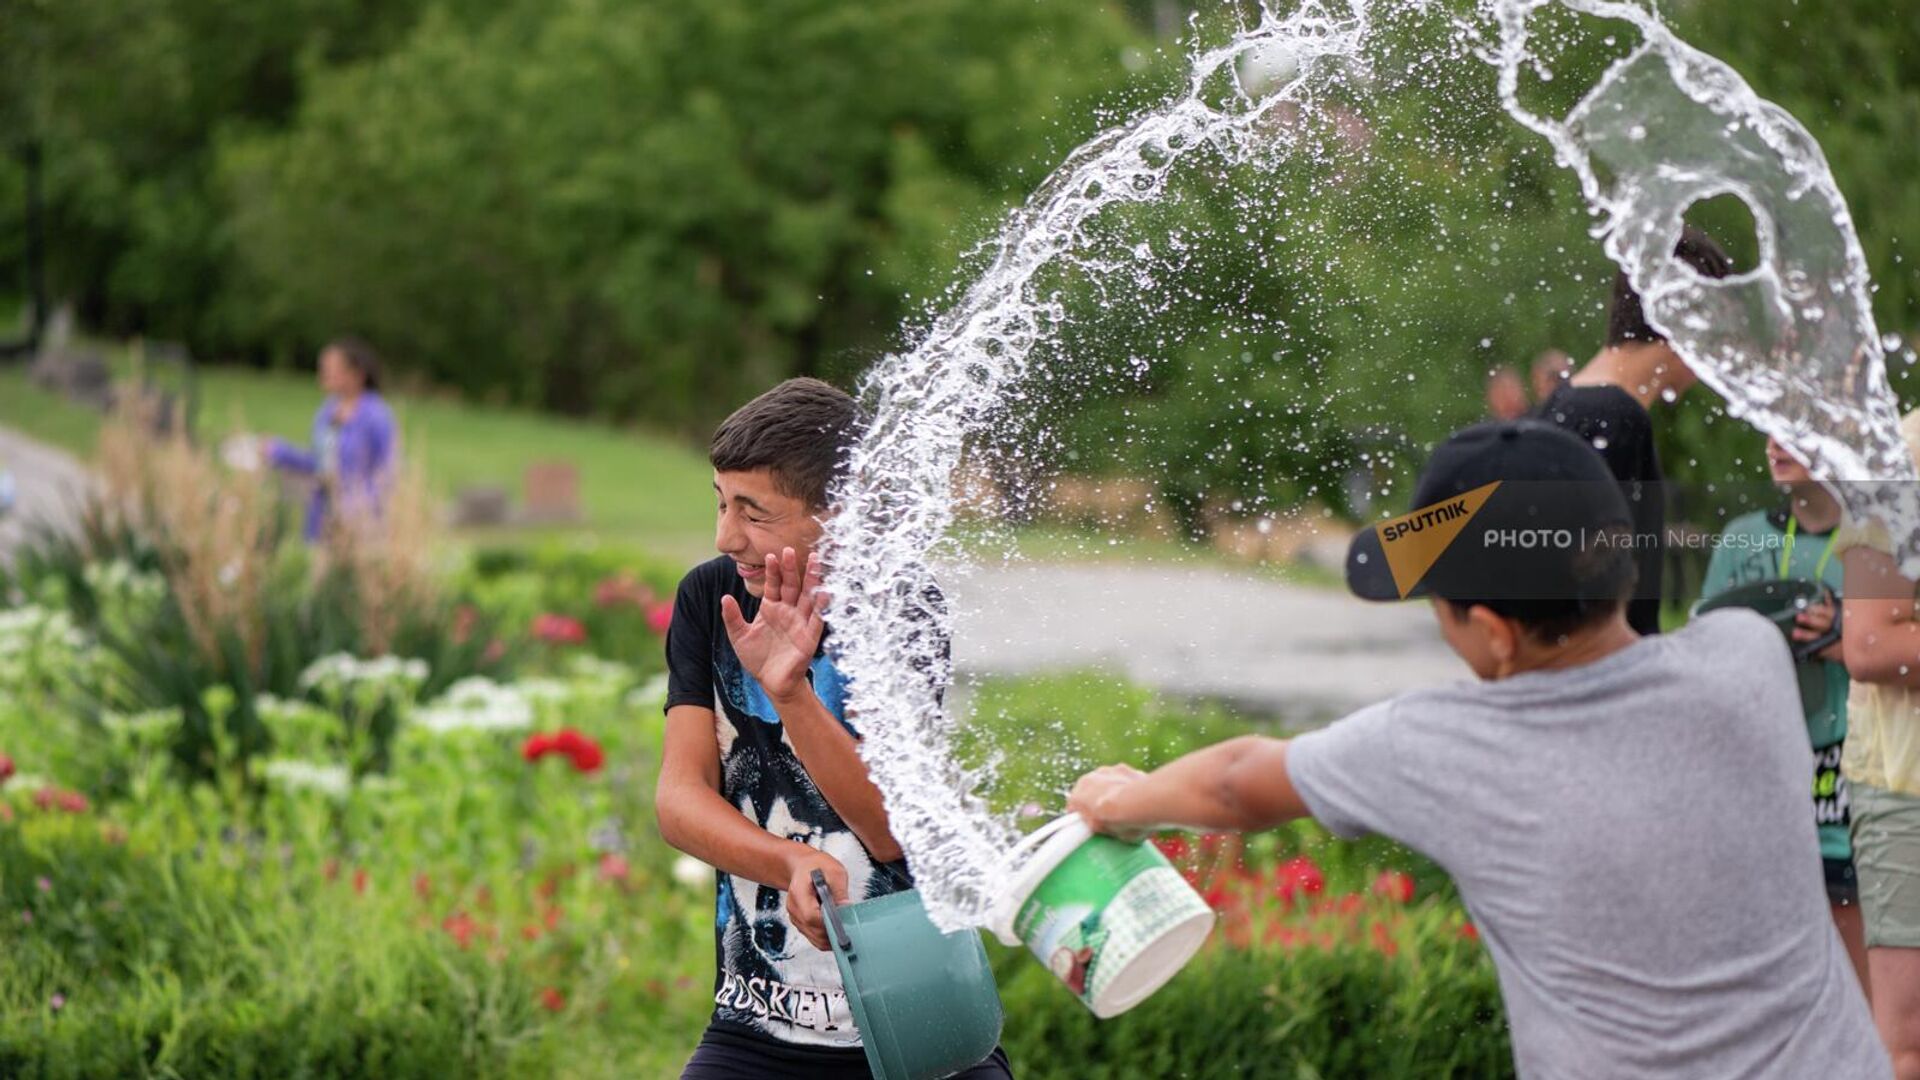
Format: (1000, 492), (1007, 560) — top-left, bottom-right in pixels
(990, 814), (1214, 1018)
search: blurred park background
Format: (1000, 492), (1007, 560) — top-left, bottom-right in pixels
(0, 0), (1914, 1076)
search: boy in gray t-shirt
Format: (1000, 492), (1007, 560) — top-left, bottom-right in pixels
(1069, 420), (1887, 1079)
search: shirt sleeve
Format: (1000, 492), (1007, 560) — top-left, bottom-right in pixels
(1284, 700), (1405, 840)
(664, 567), (717, 713)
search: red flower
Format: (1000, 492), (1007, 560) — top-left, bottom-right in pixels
(550, 728), (605, 774)
(352, 868), (370, 896)
(1458, 921), (1480, 943)
(645, 601), (674, 637)
(538, 987), (566, 1013)
(531, 613), (587, 646)
(521, 733), (556, 762)
(1370, 922), (1399, 957)
(1370, 871), (1415, 905)
(443, 910), (479, 950)
(1152, 834), (1191, 862)
(413, 873), (433, 902)
(0, 752), (14, 787)
(1273, 856), (1326, 905)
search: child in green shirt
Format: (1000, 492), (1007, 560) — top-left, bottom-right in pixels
(1700, 435), (1865, 995)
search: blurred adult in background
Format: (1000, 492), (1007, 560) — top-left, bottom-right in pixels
(1838, 410), (1920, 1080)
(1530, 348), (1572, 403)
(1535, 226), (1736, 635)
(265, 338), (396, 542)
(1484, 367), (1528, 420)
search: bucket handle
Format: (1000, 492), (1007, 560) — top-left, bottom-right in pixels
(810, 870), (853, 955)
(1792, 583), (1843, 662)
(1006, 812), (1084, 870)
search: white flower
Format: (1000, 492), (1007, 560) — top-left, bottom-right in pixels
(516, 678), (574, 705)
(567, 654), (635, 685)
(624, 674), (670, 711)
(413, 676), (533, 734)
(102, 708), (182, 740)
(262, 759), (353, 799)
(298, 653), (430, 693)
(673, 854), (712, 890)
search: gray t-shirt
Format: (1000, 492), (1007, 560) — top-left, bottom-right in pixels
(1288, 609), (1887, 1080)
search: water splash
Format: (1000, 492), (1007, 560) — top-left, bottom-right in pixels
(822, 0), (1907, 932)
(1487, 0), (1919, 559)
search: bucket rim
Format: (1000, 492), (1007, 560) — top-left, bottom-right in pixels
(989, 813), (1092, 945)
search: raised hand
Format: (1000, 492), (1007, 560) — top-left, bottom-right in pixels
(721, 548), (828, 701)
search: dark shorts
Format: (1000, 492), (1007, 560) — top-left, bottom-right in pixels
(1826, 857), (1860, 907)
(682, 1024), (1014, 1080)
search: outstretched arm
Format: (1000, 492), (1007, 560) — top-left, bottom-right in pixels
(1068, 735), (1311, 839)
(266, 438), (318, 475)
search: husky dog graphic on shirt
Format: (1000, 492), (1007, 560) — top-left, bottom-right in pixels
(665, 557), (917, 1049)
(709, 646), (909, 1046)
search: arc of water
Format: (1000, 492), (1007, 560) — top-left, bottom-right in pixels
(823, 3), (1372, 930)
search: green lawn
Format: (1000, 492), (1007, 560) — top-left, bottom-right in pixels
(0, 359), (718, 558)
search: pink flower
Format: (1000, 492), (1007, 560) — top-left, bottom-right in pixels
(1371, 870), (1416, 905)
(598, 853), (631, 885)
(594, 574), (655, 610)
(645, 601), (674, 637)
(451, 605), (479, 645)
(0, 752), (13, 787)
(530, 613), (587, 646)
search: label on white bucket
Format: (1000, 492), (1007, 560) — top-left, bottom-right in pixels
(1011, 832), (1212, 1017)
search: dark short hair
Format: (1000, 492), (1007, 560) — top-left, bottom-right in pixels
(709, 377), (863, 509)
(1605, 226), (1735, 347)
(325, 336), (382, 392)
(1445, 534), (1638, 644)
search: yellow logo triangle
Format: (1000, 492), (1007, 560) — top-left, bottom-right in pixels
(1375, 481), (1502, 598)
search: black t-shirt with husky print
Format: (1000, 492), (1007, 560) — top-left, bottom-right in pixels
(665, 555), (913, 1054)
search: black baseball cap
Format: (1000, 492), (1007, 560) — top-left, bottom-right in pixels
(1345, 419), (1636, 604)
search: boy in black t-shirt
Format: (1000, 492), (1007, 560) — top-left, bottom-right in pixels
(657, 378), (1012, 1079)
(1534, 225), (1734, 635)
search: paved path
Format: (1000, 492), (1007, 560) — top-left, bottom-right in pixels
(0, 424), (91, 562)
(946, 560), (1462, 720)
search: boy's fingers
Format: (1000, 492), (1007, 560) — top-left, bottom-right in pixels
(781, 547), (802, 606)
(763, 552), (782, 598)
(720, 595), (750, 642)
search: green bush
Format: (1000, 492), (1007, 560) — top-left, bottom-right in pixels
(995, 929), (1509, 1079)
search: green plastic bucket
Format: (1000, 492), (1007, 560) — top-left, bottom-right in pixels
(990, 814), (1213, 1018)
(812, 874), (1003, 1080)
(1691, 579), (1836, 715)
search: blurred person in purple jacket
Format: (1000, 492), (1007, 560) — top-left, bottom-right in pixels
(264, 338), (397, 542)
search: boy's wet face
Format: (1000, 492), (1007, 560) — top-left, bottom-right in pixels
(713, 469), (825, 598)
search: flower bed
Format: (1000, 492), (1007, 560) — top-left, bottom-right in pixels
(1, 526), (1510, 1076)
